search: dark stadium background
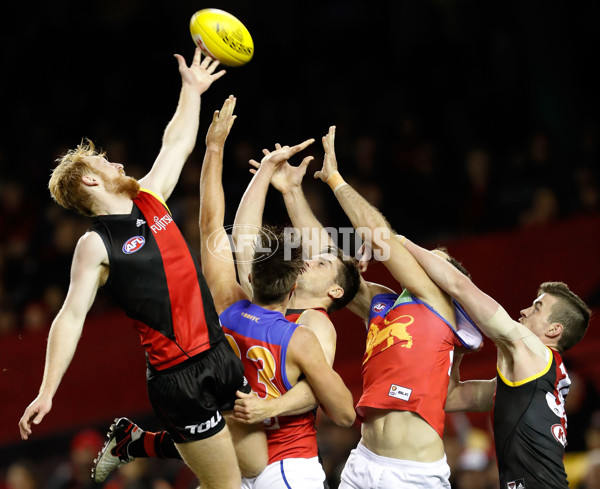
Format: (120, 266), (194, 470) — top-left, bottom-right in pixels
(1, 2), (599, 488)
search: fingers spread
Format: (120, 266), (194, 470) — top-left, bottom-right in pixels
(193, 47), (202, 65)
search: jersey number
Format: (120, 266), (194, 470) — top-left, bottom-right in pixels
(225, 334), (282, 399)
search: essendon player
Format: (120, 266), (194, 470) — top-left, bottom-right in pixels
(90, 111), (361, 488)
(405, 241), (591, 489)
(17, 50), (257, 489)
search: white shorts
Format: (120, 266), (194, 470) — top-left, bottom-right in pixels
(242, 456), (326, 489)
(339, 442), (451, 489)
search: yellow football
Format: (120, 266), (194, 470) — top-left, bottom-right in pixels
(189, 8), (254, 67)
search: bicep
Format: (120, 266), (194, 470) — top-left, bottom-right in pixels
(479, 306), (547, 359)
(62, 234), (106, 318)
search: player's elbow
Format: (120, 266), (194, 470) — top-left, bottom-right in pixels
(444, 270), (472, 299)
(328, 401), (356, 427)
(199, 209), (223, 235)
(337, 410), (357, 428)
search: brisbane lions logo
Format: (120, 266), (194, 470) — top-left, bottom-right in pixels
(363, 314), (414, 364)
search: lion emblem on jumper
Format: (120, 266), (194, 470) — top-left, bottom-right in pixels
(363, 314), (414, 364)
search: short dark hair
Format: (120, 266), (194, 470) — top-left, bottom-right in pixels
(539, 282), (591, 352)
(251, 226), (304, 305)
(322, 246), (361, 313)
(435, 246), (471, 278)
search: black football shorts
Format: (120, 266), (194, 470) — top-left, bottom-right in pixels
(146, 339), (251, 442)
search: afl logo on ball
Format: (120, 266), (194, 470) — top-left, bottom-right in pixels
(123, 236), (145, 254)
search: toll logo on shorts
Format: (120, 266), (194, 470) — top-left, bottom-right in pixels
(507, 479), (526, 489)
(388, 384), (412, 401)
(185, 412), (222, 435)
(122, 236), (145, 254)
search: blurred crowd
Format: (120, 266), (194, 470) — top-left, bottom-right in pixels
(1, 123), (599, 335)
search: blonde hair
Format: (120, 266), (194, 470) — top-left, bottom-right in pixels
(49, 139), (106, 216)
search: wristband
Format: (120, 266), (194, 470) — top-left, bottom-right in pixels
(326, 172), (347, 192)
(397, 235), (408, 246)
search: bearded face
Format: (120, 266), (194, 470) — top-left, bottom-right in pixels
(101, 172), (140, 200)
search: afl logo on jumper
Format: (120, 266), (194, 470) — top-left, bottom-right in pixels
(373, 302), (386, 313)
(123, 236), (145, 254)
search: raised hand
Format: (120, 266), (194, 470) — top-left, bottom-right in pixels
(206, 95), (237, 147)
(249, 143), (314, 195)
(314, 126), (340, 183)
(174, 47), (226, 94)
(249, 139), (315, 176)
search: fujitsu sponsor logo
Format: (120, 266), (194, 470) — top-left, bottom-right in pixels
(150, 213), (173, 234)
(122, 236), (145, 254)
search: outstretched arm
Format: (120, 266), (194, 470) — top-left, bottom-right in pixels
(250, 140), (395, 321)
(199, 96), (248, 314)
(402, 238), (549, 378)
(19, 232), (106, 439)
(314, 126), (445, 309)
(232, 141), (315, 296)
(140, 48), (226, 200)
(256, 151), (332, 258)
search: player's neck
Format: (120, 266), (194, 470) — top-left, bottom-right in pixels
(92, 191), (134, 216)
(251, 299), (288, 315)
(289, 289), (328, 311)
